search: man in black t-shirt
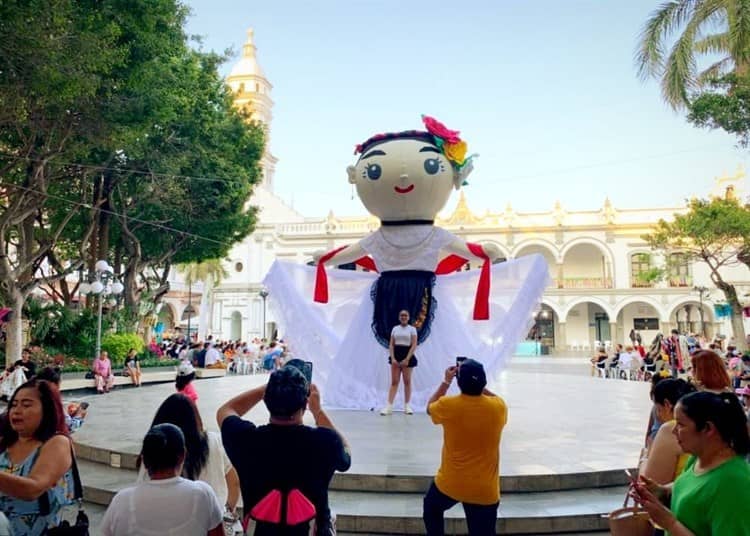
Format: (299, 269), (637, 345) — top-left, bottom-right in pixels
(13, 348), (36, 378)
(217, 365), (351, 535)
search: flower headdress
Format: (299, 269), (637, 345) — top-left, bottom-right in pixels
(354, 115), (476, 184)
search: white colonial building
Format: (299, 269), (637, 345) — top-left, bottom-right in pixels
(160, 29), (750, 353)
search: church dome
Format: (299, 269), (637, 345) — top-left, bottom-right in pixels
(229, 28), (265, 79)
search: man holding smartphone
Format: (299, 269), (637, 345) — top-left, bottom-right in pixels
(423, 358), (507, 535)
(217, 363), (351, 535)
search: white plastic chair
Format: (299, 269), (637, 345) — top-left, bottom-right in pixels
(604, 340), (612, 350)
(582, 340), (591, 351)
(628, 357), (643, 381)
(596, 355), (612, 378)
(570, 340), (580, 351)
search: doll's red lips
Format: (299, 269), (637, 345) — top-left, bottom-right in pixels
(394, 185), (414, 194)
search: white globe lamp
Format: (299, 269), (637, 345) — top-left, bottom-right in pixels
(90, 281), (104, 294)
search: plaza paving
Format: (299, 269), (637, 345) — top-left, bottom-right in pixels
(71, 357), (651, 478)
(65, 356), (648, 534)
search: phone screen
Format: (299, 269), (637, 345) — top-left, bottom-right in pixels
(456, 356), (468, 366)
(303, 361), (313, 382)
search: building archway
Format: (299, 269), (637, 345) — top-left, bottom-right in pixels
(527, 303), (559, 351)
(513, 242), (557, 287)
(562, 299), (613, 351)
(512, 240), (558, 261)
(157, 304), (177, 341)
(560, 241), (614, 289)
(615, 300), (662, 349)
(668, 300), (715, 338)
(230, 311), (242, 341)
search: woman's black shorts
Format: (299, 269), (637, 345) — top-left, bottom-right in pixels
(389, 345), (417, 368)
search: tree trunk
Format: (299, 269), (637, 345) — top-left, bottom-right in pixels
(4, 292), (25, 367)
(198, 275), (213, 340)
(716, 280), (748, 352)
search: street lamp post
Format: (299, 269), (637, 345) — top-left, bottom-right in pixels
(187, 281), (192, 342)
(80, 260), (123, 360)
(259, 289), (269, 340)
(693, 286), (709, 337)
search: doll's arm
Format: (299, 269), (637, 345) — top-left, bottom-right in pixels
(444, 238), (502, 262)
(313, 242), (366, 266)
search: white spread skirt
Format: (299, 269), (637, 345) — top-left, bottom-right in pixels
(263, 254), (549, 411)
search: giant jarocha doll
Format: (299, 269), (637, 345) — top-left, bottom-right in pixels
(264, 116), (548, 410)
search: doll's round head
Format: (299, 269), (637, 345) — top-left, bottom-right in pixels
(347, 116), (475, 222)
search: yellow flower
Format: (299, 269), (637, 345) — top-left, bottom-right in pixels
(443, 140), (467, 166)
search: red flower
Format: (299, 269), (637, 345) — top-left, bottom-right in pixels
(421, 115), (461, 144)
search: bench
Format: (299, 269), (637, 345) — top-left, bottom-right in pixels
(195, 367), (227, 379)
(59, 367), (225, 391)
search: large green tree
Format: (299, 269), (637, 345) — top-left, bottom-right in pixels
(687, 72), (750, 145)
(644, 197), (750, 350)
(636, 0), (750, 109)
(0, 0), (264, 363)
(0, 0), (123, 364)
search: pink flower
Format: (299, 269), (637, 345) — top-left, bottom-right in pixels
(421, 115), (461, 144)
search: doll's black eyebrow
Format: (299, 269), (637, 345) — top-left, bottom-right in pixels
(361, 150), (386, 159)
(419, 146), (441, 153)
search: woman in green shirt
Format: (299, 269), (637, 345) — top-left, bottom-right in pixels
(633, 391), (750, 535)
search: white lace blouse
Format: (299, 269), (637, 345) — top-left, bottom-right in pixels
(360, 225), (456, 272)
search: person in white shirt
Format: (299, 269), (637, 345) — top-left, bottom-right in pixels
(136, 394), (241, 517)
(100, 423), (224, 536)
(381, 310), (418, 416)
(618, 347), (633, 378)
(204, 345), (225, 369)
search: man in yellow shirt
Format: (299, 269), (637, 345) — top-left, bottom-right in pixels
(424, 359), (508, 535)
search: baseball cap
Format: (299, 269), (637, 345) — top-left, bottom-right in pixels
(177, 361), (195, 377)
(457, 358), (487, 395)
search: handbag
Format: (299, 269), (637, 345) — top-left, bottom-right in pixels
(39, 442), (89, 536)
(607, 487), (653, 536)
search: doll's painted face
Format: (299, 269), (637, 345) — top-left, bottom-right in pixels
(347, 138), (459, 221)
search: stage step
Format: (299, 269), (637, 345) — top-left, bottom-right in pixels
(73, 439), (630, 494)
(77, 460), (620, 534)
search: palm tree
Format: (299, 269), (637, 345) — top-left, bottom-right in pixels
(176, 259), (229, 339)
(636, 0), (750, 109)
(177, 259), (229, 288)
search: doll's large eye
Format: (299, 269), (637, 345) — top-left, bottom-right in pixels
(366, 163), (381, 180)
(424, 158), (440, 175)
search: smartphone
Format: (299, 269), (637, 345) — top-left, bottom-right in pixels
(624, 469), (635, 484)
(302, 361), (313, 382)
(456, 356), (468, 366)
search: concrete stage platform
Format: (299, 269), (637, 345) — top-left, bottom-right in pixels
(69, 358), (651, 534)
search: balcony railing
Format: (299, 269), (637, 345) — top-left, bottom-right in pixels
(630, 279), (655, 288)
(668, 276), (693, 288)
(552, 277), (613, 289)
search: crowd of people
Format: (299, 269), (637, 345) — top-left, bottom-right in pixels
(633, 349), (750, 534)
(590, 329), (750, 385)
(0, 340), (512, 535)
(1, 321), (749, 535)
(150, 335), (294, 375)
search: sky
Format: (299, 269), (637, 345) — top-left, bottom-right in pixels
(183, 0), (749, 218)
